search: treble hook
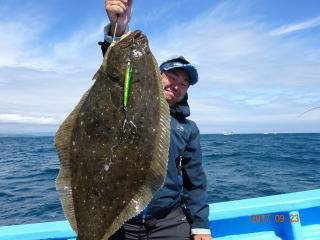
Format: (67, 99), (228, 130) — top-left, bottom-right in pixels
(122, 107), (137, 134)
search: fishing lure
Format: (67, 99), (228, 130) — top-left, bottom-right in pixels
(123, 61), (133, 108)
(122, 61), (137, 134)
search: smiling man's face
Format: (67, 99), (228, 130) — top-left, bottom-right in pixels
(161, 68), (190, 107)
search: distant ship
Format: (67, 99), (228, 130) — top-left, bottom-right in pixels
(223, 131), (234, 135)
(262, 131), (277, 135)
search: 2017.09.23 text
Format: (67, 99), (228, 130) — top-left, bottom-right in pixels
(250, 214), (300, 223)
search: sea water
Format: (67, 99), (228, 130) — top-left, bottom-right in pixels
(0, 133), (319, 226)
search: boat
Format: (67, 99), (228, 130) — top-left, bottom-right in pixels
(223, 132), (235, 135)
(262, 131), (278, 135)
(0, 189), (319, 240)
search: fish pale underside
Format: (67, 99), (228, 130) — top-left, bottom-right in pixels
(55, 30), (170, 240)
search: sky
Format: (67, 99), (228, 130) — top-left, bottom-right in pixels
(0, 0), (319, 134)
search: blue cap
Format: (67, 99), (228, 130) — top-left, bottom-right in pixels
(159, 56), (198, 85)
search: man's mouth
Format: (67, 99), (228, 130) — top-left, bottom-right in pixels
(165, 88), (176, 94)
(165, 89), (177, 97)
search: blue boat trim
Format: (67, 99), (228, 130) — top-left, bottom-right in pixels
(0, 221), (75, 240)
(210, 189), (320, 240)
(0, 189), (319, 240)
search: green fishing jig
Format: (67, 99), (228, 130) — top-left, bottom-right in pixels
(123, 61), (133, 108)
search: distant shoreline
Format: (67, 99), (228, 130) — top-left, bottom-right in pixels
(1, 132), (319, 138)
(0, 132), (55, 137)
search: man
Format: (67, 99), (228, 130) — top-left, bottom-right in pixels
(102, 1), (213, 239)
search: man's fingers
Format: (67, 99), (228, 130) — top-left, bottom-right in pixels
(106, 0), (132, 15)
(193, 235), (213, 240)
(107, 0), (129, 9)
(107, 0), (126, 8)
(105, 0), (132, 33)
(107, 3), (126, 15)
(107, 0), (128, 4)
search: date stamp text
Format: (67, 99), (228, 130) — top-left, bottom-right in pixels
(250, 214), (300, 223)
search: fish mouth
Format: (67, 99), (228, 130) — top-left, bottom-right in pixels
(119, 30), (144, 48)
(132, 30), (142, 40)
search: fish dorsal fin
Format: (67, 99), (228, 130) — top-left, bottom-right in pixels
(55, 89), (90, 233)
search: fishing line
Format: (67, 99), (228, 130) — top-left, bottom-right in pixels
(298, 107), (320, 118)
(112, 15), (119, 43)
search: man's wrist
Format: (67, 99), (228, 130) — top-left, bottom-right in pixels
(109, 23), (127, 37)
(191, 228), (211, 235)
(104, 24), (130, 43)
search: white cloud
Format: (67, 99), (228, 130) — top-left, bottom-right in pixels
(0, 1), (105, 73)
(188, 96), (320, 133)
(132, 1), (180, 27)
(0, 20), (42, 67)
(49, 22), (105, 71)
(0, 1), (319, 133)
(270, 16), (320, 36)
(0, 114), (59, 124)
(0, 2), (51, 69)
(0, 6), (105, 131)
(145, 1), (320, 132)
(150, 6), (320, 90)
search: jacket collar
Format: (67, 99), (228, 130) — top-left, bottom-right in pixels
(169, 94), (190, 119)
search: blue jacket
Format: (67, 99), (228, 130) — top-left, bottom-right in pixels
(99, 41), (210, 231)
(148, 94), (210, 230)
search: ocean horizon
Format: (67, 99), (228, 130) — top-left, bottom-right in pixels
(1, 131), (320, 137)
(0, 133), (319, 226)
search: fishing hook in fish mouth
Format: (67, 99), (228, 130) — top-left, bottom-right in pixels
(132, 30), (142, 40)
(130, 36), (136, 50)
(130, 31), (142, 48)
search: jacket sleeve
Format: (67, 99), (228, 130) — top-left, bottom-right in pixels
(181, 121), (211, 234)
(98, 41), (110, 57)
(98, 24), (130, 57)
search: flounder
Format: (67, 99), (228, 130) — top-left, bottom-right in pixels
(55, 30), (170, 240)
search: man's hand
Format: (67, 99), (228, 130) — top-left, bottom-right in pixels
(193, 234), (214, 240)
(105, 0), (132, 37)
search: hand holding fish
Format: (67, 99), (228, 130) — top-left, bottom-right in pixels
(106, 0), (132, 37)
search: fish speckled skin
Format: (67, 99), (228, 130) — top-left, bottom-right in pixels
(55, 30), (170, 240)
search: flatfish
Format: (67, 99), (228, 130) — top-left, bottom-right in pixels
(55, 30), (170, 240)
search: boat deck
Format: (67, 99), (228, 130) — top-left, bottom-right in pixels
(1, 189), (319, 240)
